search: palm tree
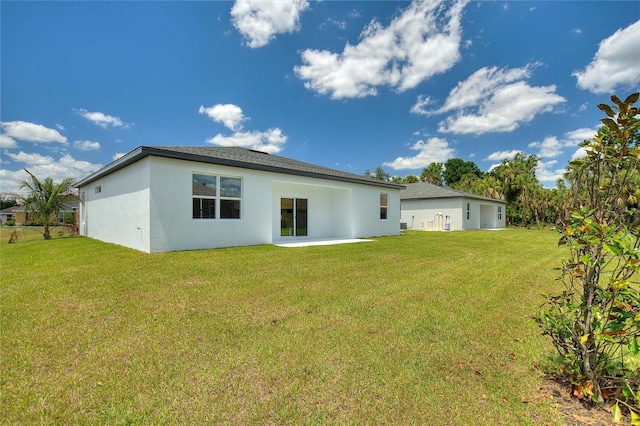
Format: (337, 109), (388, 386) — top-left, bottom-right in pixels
(420, 162), (444, 185)
(17, 169), (79, 240)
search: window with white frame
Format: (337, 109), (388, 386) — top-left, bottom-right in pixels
(193, 173), (217, 219)
(466, 202), (470, 220)
(380, 193), (388, 220)
(95, 185), (102, 194)
(192, 173), (241, 219)
(498, 206), (502, 220)
(219, 176), (241, 219)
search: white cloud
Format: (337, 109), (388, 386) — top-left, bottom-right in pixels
(484, 150), (523, 161)
(430, 65), (533, 114)
(200, 103), (287, 153)
(199, 104), (246, 131)
(5, 151), (53, 166)
(231, 0), (309, 48)
(573, 20), (640, 94)
(294, 0), (467, 99)
(564, 127), (597, 143)
(528, 136), (564, 159)
(74, 140), (101, 151)
(436, 73), (566, 134)
(113, 152), (126, 161)
(75, 108), (130, 129)
(1, 135), (18, 148)
(527, 126), (598, 161)
(383, 137), (455, 170)
(0, 151), (102, 194)
(410, 95), (436, 116)
(0, 121), (67, 144)
(571, 147), (587, 161)
(536, 160), (565, 186)
(318, 18), (346, 31)
(207, 128), (287, 154)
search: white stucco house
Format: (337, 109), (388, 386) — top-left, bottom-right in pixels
(74, 146), (404, 253)
(400, 182), (506, 231)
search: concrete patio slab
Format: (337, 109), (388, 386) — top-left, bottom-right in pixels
(274, 238), (374, 248)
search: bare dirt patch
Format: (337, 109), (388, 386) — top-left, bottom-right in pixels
(541, 374), (623, 425)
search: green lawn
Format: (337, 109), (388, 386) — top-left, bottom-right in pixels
(1, 228), (568, 425)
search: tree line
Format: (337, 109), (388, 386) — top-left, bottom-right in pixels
(366, 126), (640, 228)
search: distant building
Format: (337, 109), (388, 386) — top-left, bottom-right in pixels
(0, 203), (78, 226)
(400, 182), (506, 231)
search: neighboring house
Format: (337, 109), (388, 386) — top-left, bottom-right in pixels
(400, 182), (506, 231)
(0, 206), (20, 224)
(74, 146), (404, 253)
(0, 203), (78, 225)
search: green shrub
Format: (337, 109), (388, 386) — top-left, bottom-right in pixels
(536, 93), (640, 419)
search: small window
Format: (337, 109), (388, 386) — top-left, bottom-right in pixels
(380, 193), (388, 220)
(498, 206), (502, 220)
(95, 185), (102, 194)
(466, 202), (470, 220)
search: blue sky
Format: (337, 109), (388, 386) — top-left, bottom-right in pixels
(1, 0), (639, 194)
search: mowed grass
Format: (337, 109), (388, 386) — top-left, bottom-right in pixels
(1, 228), (568, 425)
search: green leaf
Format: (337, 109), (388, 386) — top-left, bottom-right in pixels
(585, 235), (601, 245)
(622, 382), (634, 399)
(624, 92), (639, 105)
(612, 402), (623, 424)
(586, 221), (601, 234)
(598, 103), (616, 118)
(610, 279), (630, 291)
(630, 337), (639, 355)
(611, 94), (623, 107)
(601, 117), (619, 133)
(579, 254), (592, 264)
(604, 243), (623, 256)
(630, 410), (640, 426)
(571, 211), (585, 220)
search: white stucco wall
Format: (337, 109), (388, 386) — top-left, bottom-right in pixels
(80, 155), (401, 253)
(400, 197), (506, 231)
(271, 178), (400, 242)
(79, 158), (151, 252)
(350, 186), (400, 238)
(272, 181), (336, 241)
(148, 156), (274, 252)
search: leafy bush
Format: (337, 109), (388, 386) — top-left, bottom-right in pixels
(25, 220), (56, 227)
(62, 212), (75, 224)
(536, 94), (640, 419)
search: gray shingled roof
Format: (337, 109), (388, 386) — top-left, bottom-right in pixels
(75, 146), (405, 190)
(401, 181), (505, 203)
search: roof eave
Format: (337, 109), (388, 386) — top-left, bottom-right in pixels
(74, 146), (146, 188)
(401, 194), (506, 203)
(75, 146), (405, 190)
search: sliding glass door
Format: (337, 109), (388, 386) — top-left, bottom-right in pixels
(280, 197), (307, 237)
